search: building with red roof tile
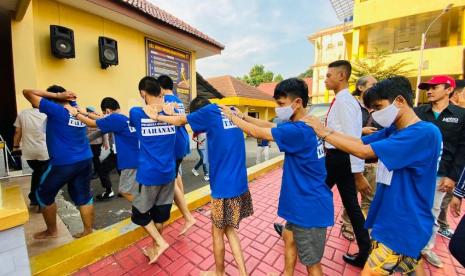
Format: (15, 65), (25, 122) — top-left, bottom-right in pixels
(258, 78), (313, 99)
(3, 0), (224, 124)
(207, 75), (277, 121)
(0, 0), (224, 271)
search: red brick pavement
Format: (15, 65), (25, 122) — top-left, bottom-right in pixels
(74, 168), (465, 276)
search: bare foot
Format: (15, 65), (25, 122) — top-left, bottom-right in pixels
(33, 230), (58, 239)
(148, 242), (169, 264)
(73, 229), (93, 238)
(200, 271), (224, 276)
(142, 246), (157, 260)
(178, 218), (197, 236)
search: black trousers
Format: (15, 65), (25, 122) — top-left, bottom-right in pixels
(326, 149), (371, 257)
(90, 144), (102, 175)
(450, 214), (465, 267)
(91, 144), (116, 192)
(26, 159), (50, 205)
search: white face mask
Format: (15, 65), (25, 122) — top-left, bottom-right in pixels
(275, 104), (294, 121)
(372, 102), (400, 128)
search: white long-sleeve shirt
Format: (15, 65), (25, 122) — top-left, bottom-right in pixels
(325, 88), (365, 173)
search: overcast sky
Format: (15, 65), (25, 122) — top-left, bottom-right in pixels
(150, 0), (340, 78)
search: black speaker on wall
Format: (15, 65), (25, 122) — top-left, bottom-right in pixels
(99, 36), (118, 69)
(50, 25), (75, 59)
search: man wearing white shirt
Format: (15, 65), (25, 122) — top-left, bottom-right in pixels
(13, 107), (49, 208)
(324, 60), (371, 268)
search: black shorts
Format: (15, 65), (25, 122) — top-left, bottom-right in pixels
(37, 159), (93, 206)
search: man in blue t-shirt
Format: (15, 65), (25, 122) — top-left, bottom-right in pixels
(23, 86), (94, 239)
(64, 97), (139, 202)
(143, 97), (252, 276)
(220, 78), (334, 276)
(128, 76), (176, 265)
(302, 76), (442, 275)
(158, 75), (195, 236)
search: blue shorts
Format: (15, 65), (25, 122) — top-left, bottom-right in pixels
(36, 159), (93, 207)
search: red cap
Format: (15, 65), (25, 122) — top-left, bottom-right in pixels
(418, 75), (456, 90)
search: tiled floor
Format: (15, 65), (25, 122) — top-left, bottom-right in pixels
(1, 177), (74, 257)
(73, 168), (465, 276)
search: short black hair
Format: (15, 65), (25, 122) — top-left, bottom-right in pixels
(328, 60), (352, 80)
(158, 75), (174, 90)
(46, 85), (66, 93)
(363, 76), (414, 108)
(100, 97), (120, 111)
(451, 80), (465, 98)
(189, 97), (211, 112)
(455, 80), (465, 90)
(273, 78), (309, 108)
(138, 76), (161, 96)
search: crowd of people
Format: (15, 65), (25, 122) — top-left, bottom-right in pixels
(10, 59), (465, 275)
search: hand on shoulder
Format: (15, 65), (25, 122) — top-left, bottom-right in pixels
(143, 105), (159, 120)
(64, 104), (78, 117)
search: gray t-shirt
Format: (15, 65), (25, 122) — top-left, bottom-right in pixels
(14, 108), (49, 160)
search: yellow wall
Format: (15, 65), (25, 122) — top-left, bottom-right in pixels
(354, 0), (465, 28)
(309, 24), (351, 101)
(236, 106), (274, 121)
(11, 0), (197, 114)
(383, 46), (464, 77)
(349, 0), (465, 89)
(243, 106), (275, 121)
(210, 97), (276, 121)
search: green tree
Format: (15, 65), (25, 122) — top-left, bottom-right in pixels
(273, 74), (283, 82)
(351, 49), (414, 82)
(298, 68), (313, 79)
(241, 65), (275, 86)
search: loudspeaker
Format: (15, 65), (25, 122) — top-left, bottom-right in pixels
(98, 36), (118, 69)
(50, 25), (75, 59)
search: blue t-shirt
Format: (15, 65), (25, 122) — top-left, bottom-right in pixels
(187, 104), (248, 198)
(129, 107), (176, 186)
(362, 121), (442, 258)
(39, 99), (92, 166)
(271, 121), (334, 228)
(164, 94), (190, 159)
(96, 113), (139, 170)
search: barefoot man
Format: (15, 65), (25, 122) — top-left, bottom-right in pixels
(144, 97), (253, 276)
(129, 76), (176, 263)
(23, 86), (94, 239)
(158, 74), (196, 235)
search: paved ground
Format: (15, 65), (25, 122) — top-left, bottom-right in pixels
(60, 137), (282, 234)
(73, 168), (465, 276)
(1, 137), (282, 256)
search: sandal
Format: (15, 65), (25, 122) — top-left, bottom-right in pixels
(341, 224), (355, 241)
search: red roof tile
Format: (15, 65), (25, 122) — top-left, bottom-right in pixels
(257, 78), (313, 97)
(117, 0), (224, 49)
(257, 82), (278, 96)
(206, 76), (274, 101)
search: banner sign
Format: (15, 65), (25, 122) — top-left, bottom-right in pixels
(146, 39), (191, 112)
